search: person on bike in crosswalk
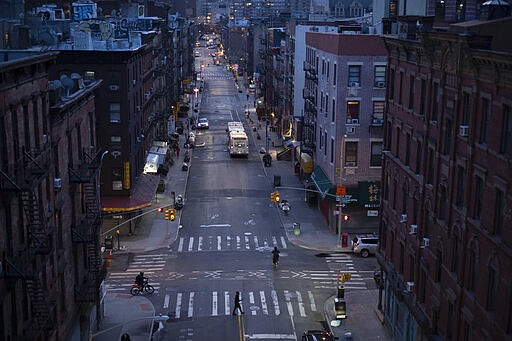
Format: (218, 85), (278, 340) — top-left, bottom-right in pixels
(135, 272), (147, 289)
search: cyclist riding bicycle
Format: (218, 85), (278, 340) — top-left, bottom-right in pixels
(135, 272), (147, 288)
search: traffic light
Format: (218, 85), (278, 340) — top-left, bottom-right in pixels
(274, 191), (280, 203)
(270, 192), (276, 202)
(342, 214), (350, 222)
(165, 208), (176, 221)
(157, 207), (164, 213)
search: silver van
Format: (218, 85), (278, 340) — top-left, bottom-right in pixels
(352, 235), (379, 258)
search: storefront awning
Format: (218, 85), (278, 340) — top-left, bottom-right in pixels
(101, 174), (160, 213)
(310, 165), (334, 199)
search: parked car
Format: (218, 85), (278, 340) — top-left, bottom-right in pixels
(302, 330), (337, 341)
(351, 234), (379, 258)
(197, 117), (209, 129)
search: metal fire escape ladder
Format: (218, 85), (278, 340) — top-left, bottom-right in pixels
(21, 191), (51, 254)
(26, 277), (55, 331)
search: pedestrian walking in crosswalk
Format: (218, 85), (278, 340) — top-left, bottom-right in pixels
(163, 289), (322, 319)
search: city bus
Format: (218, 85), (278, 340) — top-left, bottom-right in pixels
(227, 121), (244, 134)
(228, 130), (249, 157)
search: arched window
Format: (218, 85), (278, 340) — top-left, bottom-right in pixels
(467, 237), (479, 292)
(486, 254), (499, 312)
(402, 179), (409, 215)
(438, 183), (447, 220)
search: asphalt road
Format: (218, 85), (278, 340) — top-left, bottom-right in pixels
(105, 46), (381, 341)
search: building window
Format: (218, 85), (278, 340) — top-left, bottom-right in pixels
(456, 165), (465, 207)
(493, 188), (504, 236)
(392, 178), (398, 210)
(473, 176), (483, 220)
(463, 319), (472, 341)
(435, 248), (442, 282)
(461, 92), (472, 126)
(479, 98), (489, 144)
(331, 98), (336, 123)
(402, 183), (408, 214)
(325, 94), (329, 117)
(345, 142), (358, 167)
(326, 61), (330, 78)
(435, 0), (446, 19)
(398, 71), (403, 105)
(395, 127), (400, 155)
(112, 180), (123, 191)
(451, 235), (459, 274)
(405, 133), (411, 166)
(333, 63), (337, 85)
(386, 121), (392, 150)
(413, 193), (419, 224)
(372, 101), (385, 125)
(389, 68), (395, 101)
(443, 118), (453, 155)
(415, 140), (422, 174)
(110, 103), (121, 123)
(324, 131), (328, 156)
(500, 105), (511, 155)
(330, 138), (334, 163)
(409, 254), (414, 280)
(399, 242), (404, 273)
(420, 79), (426, 116)
(487, 267), (497, 312)
(467, 245), (477, 291)
(348, 65), (361, 86)
(381, 221), (387, 251)
(374, 65), (386, 87)
(432, 308), (440, 335)
(432, 83), (439, 121)
(427, 147), (435, 184)
(447, 301), (454, 339)
(346, 101), (360, 123)
(420, 267), (427, 304)
(408, 75), (415, 110)
(370, 142), (383, 167)
(456, 0), (466, 21)
(439, 185), (447, 220)
(384, 174), (390, 201)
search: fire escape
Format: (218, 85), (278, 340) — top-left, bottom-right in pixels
(0, 145), (55, 336)
(303, 60), (318, 154)
(69, 149), (105, 302)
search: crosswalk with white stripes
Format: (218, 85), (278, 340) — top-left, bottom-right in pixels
(176, 234), (287, 252)
(201, 73), (231, 80)
(107, 253), (166, 293)
(313, 253), (371, 290)
(163, 289), (322, 319)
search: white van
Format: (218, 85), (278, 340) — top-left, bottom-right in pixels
(143, 153), (164, 174)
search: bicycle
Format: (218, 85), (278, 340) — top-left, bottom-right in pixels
(130, 279), (155, 295)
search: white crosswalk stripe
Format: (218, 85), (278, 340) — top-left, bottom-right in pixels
(176, 235), (287, 252)
(106, 254), (166, 292)
(165, 289), (321, 319)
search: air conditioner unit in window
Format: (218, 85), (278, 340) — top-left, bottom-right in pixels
(409, 224), (418, 234)
(459, 125), (469, 137)
(45, 203), (53, 218)
(109, 85), (120, 91)
(133, 79), (136, 85)
(400, 214), (407, 223)
(136, 106), (141, 112)
(406, 281), (414, 292)
(145, 92), (151, 99)
(349, 82), (359, 87)
(42, 134), (49, 145)
(351, 119), (359, 124)
(346, 161), (356, 167)
(347, 87), (358, 97)
(377, 81), (386, 88)
(421, 237), (430, 248)
(54, 178), (62, 189)
(111, 151), (121, 158)
(346, 126), (355, 134)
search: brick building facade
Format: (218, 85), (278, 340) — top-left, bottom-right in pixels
(378, 16), (512, 340)
(0, 52), (103, 340)
(304, 32), (387, 232)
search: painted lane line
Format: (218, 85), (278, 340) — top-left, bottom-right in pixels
(224, 291), (230, 315)
(272, 236), (278, 246)
(226, 235), (231, 248)
(271, 290), (280, 316)
(260, 291), (268, 315)
(199, 224), (231, 228)
(284, 290), (293, 316)
(175, 293), (182, 319)
(163, 294), (170, 309)
(308, 291), (317, 312)
(280, 236), (287, 249)
(212, 291), (218, 316)
(245, 334), (296, 340)
(188, 237), (194, 252)
(217, 235), (222, 250)
(249, 292), (256, 316)
(198, 236), (203, 251)
(236, 236), (241, 249)
(245, 235), (250, 249)
(296, 291), (306, 317)
(188, 292), (194, 318)
(254, 236), (259, 248)
(177, 237), (184, 252)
